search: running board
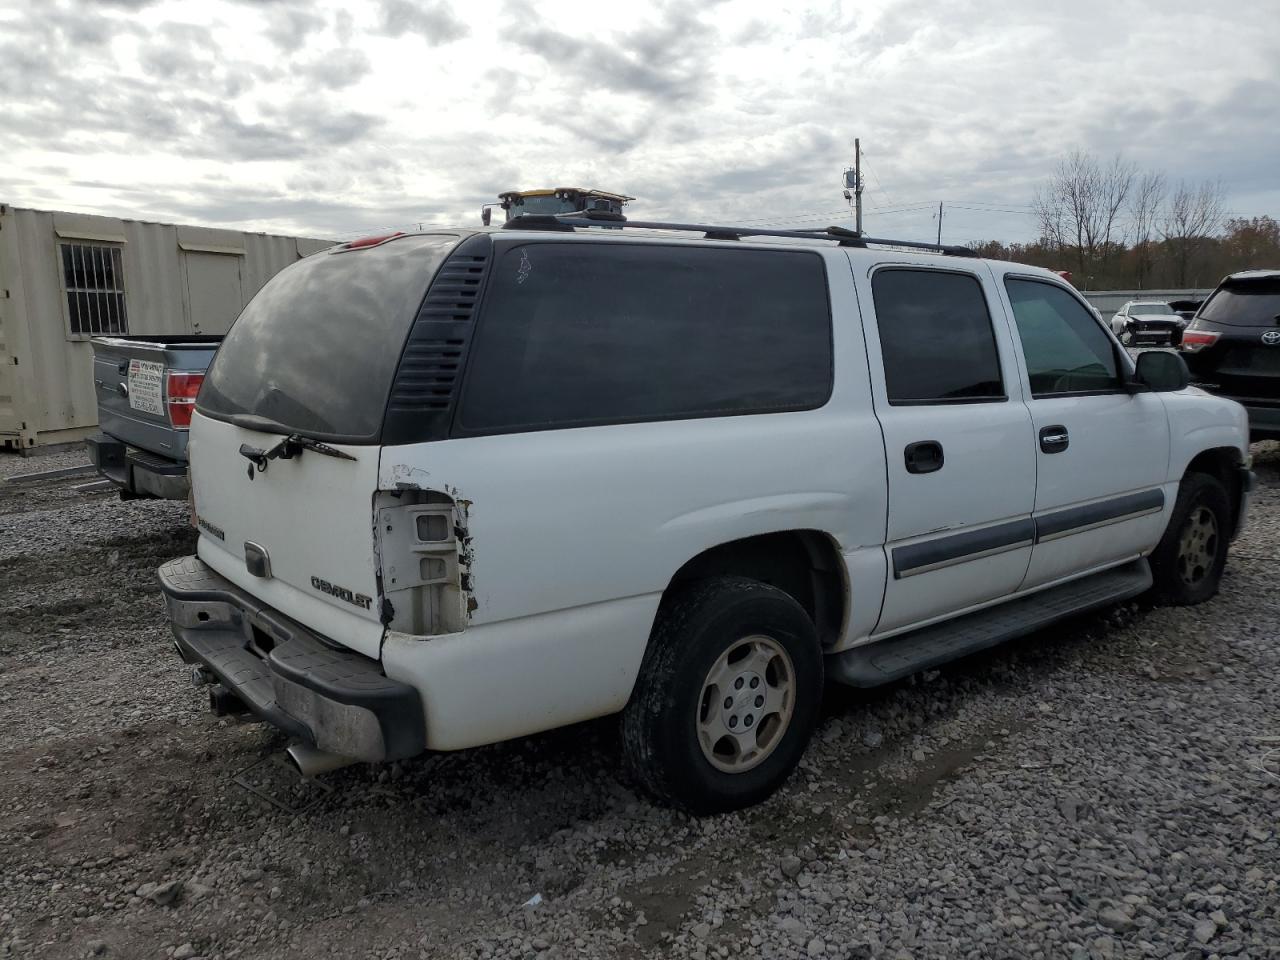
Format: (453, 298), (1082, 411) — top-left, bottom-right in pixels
(827, 559), (1152, 688)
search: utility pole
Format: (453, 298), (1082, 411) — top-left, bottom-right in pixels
(854, 138), (863, 235)
(936, 201), (943, 245)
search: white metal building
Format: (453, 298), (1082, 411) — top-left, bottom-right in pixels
(0, 204), (332, 451)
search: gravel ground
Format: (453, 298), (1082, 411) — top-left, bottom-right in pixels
(1, 445), (1278, 960)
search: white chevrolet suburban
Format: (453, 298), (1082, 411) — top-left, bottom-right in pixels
(160, 216), (1253, 813)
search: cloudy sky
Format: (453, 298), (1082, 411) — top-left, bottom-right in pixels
(1, 0), (1277, 244)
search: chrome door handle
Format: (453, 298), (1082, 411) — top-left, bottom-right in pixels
(1039, 426), (1069, 454)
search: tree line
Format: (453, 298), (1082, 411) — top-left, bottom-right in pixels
(968, 151), (1279, 290)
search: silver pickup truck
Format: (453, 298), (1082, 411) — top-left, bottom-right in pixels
(86, 335), (222, 499)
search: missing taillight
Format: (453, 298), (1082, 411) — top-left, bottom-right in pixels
(376, 489), (471, 636)
(167, 371), (204, 428)
(415, 514), (449, 541)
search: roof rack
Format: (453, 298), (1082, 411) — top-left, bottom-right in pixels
(502, 211), (978, 258)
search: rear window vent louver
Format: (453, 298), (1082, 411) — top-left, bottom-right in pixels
(383, 234), (492, 443)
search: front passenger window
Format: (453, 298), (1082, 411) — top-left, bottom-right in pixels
(1005, 278), (1120, 396)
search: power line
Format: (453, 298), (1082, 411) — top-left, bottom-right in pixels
(948, 204), (1037, 215)
(945, 199), (1037, 211)
(872, 204), (937, 216)
(860, 155), (895, 209)
(726, 208), (855, 225)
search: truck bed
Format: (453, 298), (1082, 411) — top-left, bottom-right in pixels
(89, 335), (221, 498)
(91, 336), (221, 461)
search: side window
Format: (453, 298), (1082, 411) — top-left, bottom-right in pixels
(457, 243), (832, 433)
(870, 268), (1004, 404)
(1005, 278), (1120, 396)
(60, 242), (128, 337)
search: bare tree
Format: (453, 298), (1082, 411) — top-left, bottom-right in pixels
(1128, 171), (1165, 288)
(1162, 179), (1226, 286)
(1033, 151), (1135, 284)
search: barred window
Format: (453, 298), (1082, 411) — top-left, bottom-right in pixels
(61, 243), (128, 335)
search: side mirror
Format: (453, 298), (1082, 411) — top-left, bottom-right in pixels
(1133, 350), (1190, 392)
(480, 207), (492, 227)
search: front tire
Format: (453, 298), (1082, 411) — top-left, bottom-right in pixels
(1149, 472), (1231, 605)
(621, 576), (823, 814)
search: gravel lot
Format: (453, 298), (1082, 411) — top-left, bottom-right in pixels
(2, 445), (1278, 960)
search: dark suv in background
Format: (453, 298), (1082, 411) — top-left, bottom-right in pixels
(1182, 270), (1280, 441)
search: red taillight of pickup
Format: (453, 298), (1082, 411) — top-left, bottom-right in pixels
(1180, 330), (1221, 353)
(167, 372), (204, 428)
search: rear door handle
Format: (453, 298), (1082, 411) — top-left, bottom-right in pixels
(904, 440), (944, 474)
(1039, 425), (1069, 454)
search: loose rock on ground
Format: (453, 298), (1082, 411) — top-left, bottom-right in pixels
(2, 444), (1278, 958)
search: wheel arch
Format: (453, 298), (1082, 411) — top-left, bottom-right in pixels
(660, 529), (849, 649)
(1183, 445), (1246, 538)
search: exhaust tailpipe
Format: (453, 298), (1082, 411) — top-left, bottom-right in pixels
(286, 743), (358, 778)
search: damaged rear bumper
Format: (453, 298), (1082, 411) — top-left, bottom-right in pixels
(158, 556), (425, 762)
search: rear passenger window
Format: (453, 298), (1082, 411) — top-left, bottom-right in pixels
(1004, 278), (1120, 396)
(871, 269), (1005, 404)
(457, 243), (832, 433)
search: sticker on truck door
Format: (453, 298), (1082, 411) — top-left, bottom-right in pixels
(127, 359), (165, 416)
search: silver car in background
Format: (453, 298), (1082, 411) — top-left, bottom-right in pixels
(1110, 300), (1184, 346)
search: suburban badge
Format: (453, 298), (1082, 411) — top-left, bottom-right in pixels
(196, 515), (226, 541)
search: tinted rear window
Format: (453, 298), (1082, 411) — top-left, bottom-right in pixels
(870, 268), (1004, 404)
(457, 243), (832, 433)
(1199, 279), (1280, 326)
(198, 235), (457, 441)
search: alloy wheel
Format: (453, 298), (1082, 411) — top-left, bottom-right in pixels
(1176, 505), (1219, 587)
(696, 635), (795, 774)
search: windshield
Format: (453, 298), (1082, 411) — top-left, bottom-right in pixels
(1129, 302), (1174, 315)
(1198, 278), (1280, 327)
(197, 234), (458, 442)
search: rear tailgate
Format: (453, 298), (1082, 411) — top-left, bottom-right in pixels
(1194, 332), (1280, 400)
(92, 336), (220, 459)
(189, 233), (464, 659)
(190, 413), (386, 658)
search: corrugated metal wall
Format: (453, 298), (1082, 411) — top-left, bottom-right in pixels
(1079, 289), (1215, 315)
(0, 205), (332, 449)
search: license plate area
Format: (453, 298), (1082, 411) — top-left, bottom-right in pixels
(1219, 346), (1280, 376)
(127, 359), (166, 416)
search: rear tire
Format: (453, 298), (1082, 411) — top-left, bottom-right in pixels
(1149, 472), (1231, 605)
(621, 576), (823, 815)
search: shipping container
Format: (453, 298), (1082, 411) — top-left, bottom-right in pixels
(0, 204), (332, 451)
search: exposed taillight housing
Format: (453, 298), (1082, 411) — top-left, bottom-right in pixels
(167, 372), (204, 428)
(1180, 330), (1220, 353)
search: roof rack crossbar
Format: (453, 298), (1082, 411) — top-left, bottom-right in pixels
(502, 213), (977, 257)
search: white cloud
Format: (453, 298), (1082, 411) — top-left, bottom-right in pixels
(0, 0), (1275, 243)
